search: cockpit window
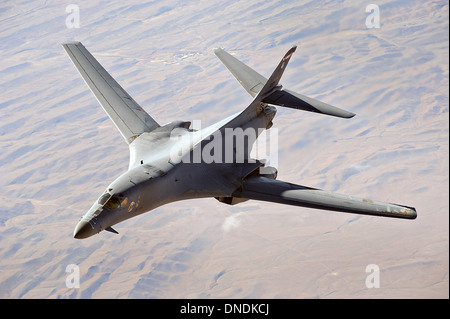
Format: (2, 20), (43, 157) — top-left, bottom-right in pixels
(98, 193), (111, 205)
(104, 196), (121, 210)
(97, 192), (123, 210)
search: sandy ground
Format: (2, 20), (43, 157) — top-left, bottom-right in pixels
(0, 0), (448, 298)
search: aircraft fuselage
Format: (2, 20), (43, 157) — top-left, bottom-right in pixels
(73, 103), (276, 238)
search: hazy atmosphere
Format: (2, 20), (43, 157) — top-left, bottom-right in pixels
(0, 0), (448, 298)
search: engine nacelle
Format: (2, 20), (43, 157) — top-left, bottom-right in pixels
(258, 166), (277, 180)
(215, 165), (278, 206)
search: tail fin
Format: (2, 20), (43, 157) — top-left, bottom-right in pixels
(256, 45), (297, 99)
(215, 46), (355, 119)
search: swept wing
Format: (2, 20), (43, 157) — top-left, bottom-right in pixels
(234, 176), (417, 219)
(62, 41), (160, 144)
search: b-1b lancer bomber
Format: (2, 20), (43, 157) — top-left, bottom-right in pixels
(62, 42), (417, 239)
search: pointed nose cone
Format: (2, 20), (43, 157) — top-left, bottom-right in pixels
(73, 220), (93, 239)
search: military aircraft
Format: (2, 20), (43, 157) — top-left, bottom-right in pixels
(62, 42), (416, 239)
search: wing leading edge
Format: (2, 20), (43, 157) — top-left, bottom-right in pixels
(233, 176), (417, 219)
(62, 41), (160, 144)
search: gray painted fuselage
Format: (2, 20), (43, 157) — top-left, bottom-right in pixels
(74, 103), (274, 238)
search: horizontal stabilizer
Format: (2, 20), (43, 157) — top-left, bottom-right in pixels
(234, 176), (417, 219)
(214, 48), (266, 98)
(262, 89), (355, 118)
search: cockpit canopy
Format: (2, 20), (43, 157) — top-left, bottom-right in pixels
(97, 192), (127, 210)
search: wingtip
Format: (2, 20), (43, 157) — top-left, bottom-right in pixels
(61, 41), (82, 47)
(214, 47), (225, 54)
(345, 112), (356, 119)
(288, 45), (297, 54)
